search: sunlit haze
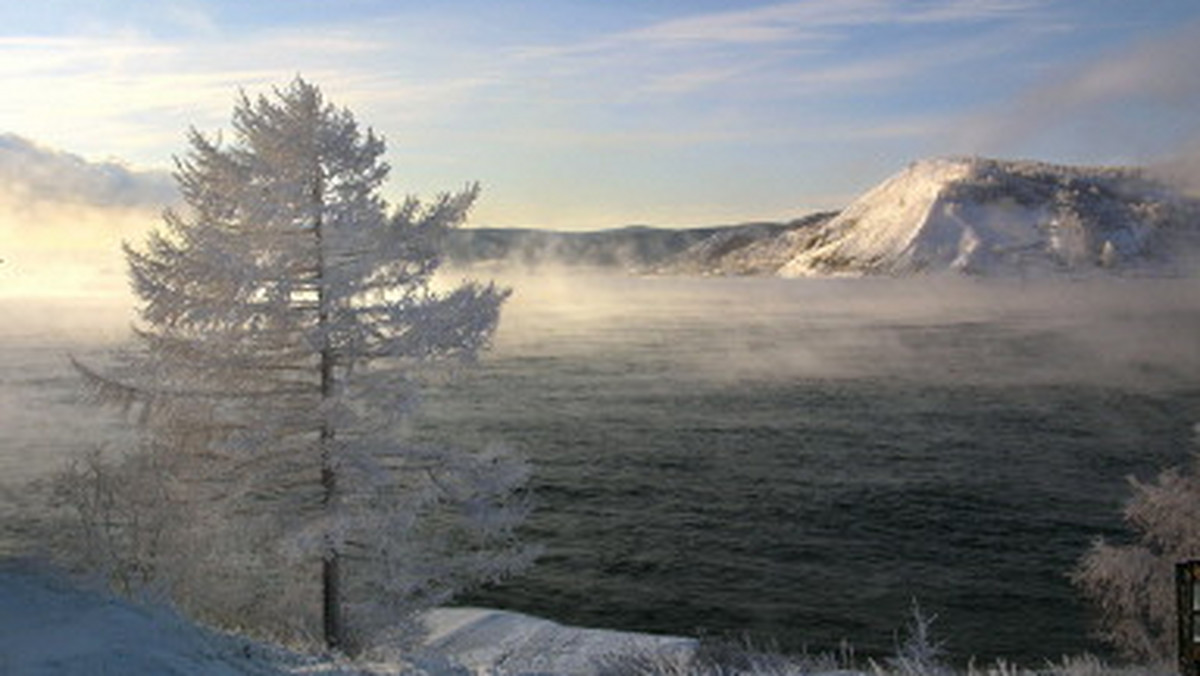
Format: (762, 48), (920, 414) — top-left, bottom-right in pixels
(7, 3), (1200, 664)
(1, 1), (1199, 233)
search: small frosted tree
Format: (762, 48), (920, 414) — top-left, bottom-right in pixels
(1074, 445), (1200, 662)
(76, 78), (531, 652)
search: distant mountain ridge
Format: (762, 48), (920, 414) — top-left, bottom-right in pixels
(443, 220), (814, 271)
(449, 156), (1200, 278)
(652, 211), (837, 275)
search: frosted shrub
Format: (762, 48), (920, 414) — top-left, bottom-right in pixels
(19, 448), (173, 596)
(887, 602), (951, 676)
(1073, 448), (1200, 661)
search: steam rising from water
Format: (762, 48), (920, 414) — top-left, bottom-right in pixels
(473, 268), (1200, 390)
(6, 267), (1200, 487)
(0, 192), (153, 301)
(433, 269), (1200, 660)
(0, 134), (172, 301)
(4, 269), (1200, 658)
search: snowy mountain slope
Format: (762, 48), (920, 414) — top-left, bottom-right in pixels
(439, 155), (1200, 279)
(777, 157), (1200, 277)
(655, 212), (837, 275)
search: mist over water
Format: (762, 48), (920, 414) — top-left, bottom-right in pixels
(426, 272), (1200, 662)
(481, 271), (1200, 388)
(0, 298), (134, 485)
(4, 274), (1200, 662)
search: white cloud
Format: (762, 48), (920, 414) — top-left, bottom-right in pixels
(0, 0), (1102, 231)
(0, 20), (494, 168)
(0, 0), (1055, 168)
(0, 136), (166, 299)
(0, 134), (175, 209)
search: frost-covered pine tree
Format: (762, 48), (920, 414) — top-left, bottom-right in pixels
(76, 78), (532, 652)
(1074, 442), (1200, 662)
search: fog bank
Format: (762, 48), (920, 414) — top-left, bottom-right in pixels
(468, 269), (1200, 390)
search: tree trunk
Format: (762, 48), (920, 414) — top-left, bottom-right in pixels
(322, 457), (342, 651)
(313, 165), (344, 652)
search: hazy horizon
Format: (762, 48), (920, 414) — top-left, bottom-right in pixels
(2, 1), (1199, 231)
(4, 1), (1200, 299)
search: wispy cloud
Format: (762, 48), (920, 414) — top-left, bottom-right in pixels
(159, 1), (220, 36)
(504, 0), (1051, 107)
(4, 0), (1179, 231)
(0, 17), (493, 165)
(615, 0), (1040, 47)
(956, 18), (1200, 158)
(0, 0), (1055, 167)
(897, 0), (1043, 24)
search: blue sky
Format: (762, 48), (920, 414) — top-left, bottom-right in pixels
(1, 0), (1199, 229)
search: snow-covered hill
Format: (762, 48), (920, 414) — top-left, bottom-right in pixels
(474, 157), (1200, 279)
(776, 157), (1200, 277)
(654, 212), (836, 275)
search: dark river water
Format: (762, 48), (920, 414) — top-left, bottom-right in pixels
(419, 274), (1200, 663)
(5, 275), (1200, 663)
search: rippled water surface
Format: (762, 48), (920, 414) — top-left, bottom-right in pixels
(425, 275), (1200, 662)
(5, 276), (1200, 662)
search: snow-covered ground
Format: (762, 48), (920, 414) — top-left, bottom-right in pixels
(417, 607), (695, 674)
(0, 562), (1170, 675)
(0, 562), (698, 675)
(0, 563), (288, 675)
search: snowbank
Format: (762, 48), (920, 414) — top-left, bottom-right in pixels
(0, 564), (282, 675)
(418, 607), (696, 674)
(0, 564), (697, 675)
(0, 564), (1161, 675)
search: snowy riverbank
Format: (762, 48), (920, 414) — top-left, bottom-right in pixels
(0, 563), (1173, 676)
(0, 563), (697, 675)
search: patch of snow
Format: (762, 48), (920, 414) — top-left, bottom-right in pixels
(0, 564), (281, 675)
(0, 564), (701, 676)
(780, 158), (975, 276)
(416, 607), (697, 675)
(2, 562), (1155, 675)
